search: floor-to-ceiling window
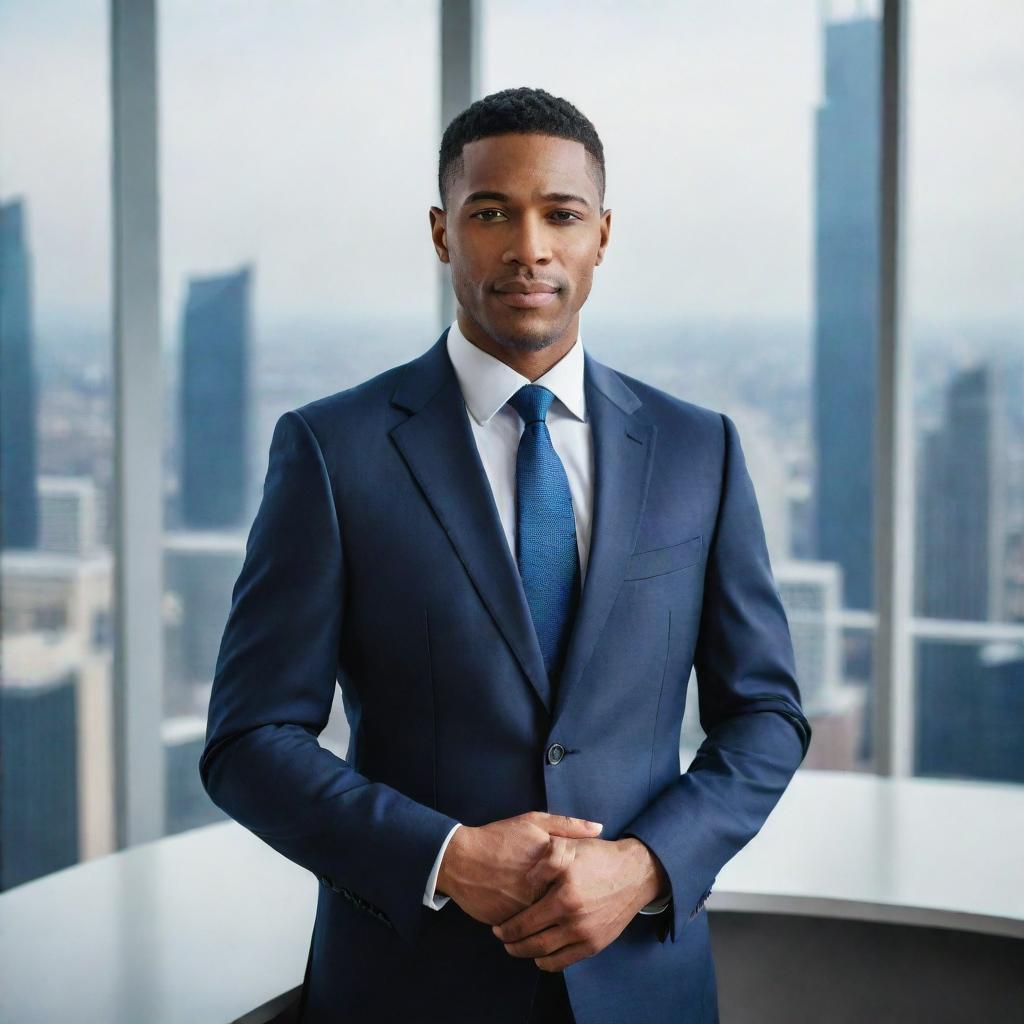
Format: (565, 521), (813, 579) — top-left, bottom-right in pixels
(3, 0), (1021, 889)
(156, 0), (441, 835)
(0, 0), (117, 887)
(481, 0), (881, 772)
(906, 0), (1024, 784)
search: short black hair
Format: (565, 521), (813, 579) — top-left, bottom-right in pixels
(438, 86), (606, 212)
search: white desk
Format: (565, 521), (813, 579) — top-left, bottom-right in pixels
(0, 770), (1020, 1023)
(712, 769), (1024, 940)
(0, 822), (314, 1024)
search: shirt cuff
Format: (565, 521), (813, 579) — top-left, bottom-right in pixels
(423, 822), (462, 910)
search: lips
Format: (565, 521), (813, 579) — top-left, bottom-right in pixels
(496, 291), (558, 309)
(494, 280), (560, 309)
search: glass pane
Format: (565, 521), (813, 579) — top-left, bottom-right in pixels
(915, 639), (1024, 783)
(159, 1), (440, 834)
(0, 2), (115, 887)
(907, 0), (1024, 783)
(481, 0), (881, 772)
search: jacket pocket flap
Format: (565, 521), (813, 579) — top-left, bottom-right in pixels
(624, 534), (702, 580)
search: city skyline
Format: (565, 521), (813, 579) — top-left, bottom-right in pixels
(1, 2), (1021, 894)
(1, 1), (1021, 331)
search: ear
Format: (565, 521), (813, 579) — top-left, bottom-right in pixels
(595, 207), (612, 265)
(429, 206), (450, 265)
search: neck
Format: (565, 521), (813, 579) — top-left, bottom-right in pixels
(456, 309), (578, 382)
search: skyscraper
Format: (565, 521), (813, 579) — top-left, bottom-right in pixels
(38, 476), (104, 558)
(916, 364), (1007, 622)
(179, 266), (252, 529)
(915, 363), (1020, 781)
(0, 670), (79, 890)
(0, 547), (117, 868)
(811, 14), (881, 610)
(163, 530), (246, 710)
(0, 198), (40, 551)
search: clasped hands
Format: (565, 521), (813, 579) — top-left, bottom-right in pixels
(436, 811), (670, 972)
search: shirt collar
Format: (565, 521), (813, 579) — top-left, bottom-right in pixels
(445, 316), (587, 426)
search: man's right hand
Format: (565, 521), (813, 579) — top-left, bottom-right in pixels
(436, 812), (604, 926)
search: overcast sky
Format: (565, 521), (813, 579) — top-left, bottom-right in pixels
(1, 0), (1021, 338)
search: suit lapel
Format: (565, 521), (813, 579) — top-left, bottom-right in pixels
(390, 329), (553, 712)
(551, 352), (657, 728)
(388, 328), (657, 725)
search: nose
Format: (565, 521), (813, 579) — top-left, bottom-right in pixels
(503, 211), (552, 267)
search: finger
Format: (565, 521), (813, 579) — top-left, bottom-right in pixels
(492, 887), (561, 943)
(522, 853), (555, 894)
(520, 865), (557, 907)
(501, 923), (575, 960)
(524, 836), (574, 890)
(536, 940), (594, 972)
(532, 812), (603, 837)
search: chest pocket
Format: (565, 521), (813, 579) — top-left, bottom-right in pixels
(623, 534), (702, 581)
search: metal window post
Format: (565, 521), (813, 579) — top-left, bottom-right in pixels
(874, 0), (914, 777)
(110, 0), (165, 844)
(438, 0), (481, 331)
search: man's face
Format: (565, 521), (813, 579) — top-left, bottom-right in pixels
(430, 133), (611, 354)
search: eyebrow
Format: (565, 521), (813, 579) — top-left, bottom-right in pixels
(461, 190), (592, 210)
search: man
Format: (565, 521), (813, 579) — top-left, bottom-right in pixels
(200, 86), (811, 1024)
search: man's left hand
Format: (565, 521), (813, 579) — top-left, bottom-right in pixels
(490, 836), (669, 971)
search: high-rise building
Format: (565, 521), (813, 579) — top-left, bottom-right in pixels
(162, 530), (246, 716)
(775, 561), (844, 718)
(163, 715), (227, 835)
(811, 14), (881, 610)
(916, 364), (1007, 622)
(915, 363), (1018, 781)
(0, 670), (78, 889)
(0, 198), (40, 551)
(775, 559), (868, 771)
(0, 549), (116, 873)
(974, 643), (1024, 782)
(179, 266), (252, 529)
(38, 476), (104, 559)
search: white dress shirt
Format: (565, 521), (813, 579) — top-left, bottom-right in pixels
(421, 316), (671, 917)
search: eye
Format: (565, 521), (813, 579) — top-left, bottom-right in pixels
(471, 209), (582, 224)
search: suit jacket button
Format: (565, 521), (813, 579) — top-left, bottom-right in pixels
(546, 743), (565, 765)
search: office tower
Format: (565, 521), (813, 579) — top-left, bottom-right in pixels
(999, 356), (1024, 620)
(0, 670), (79, 889)
(973, 643), (1024, 782)
(811, 13), (881, 610)
(915, 637), (1024, 783)
(179, 266), (252, 529)
(0, 548), (116, 870)
(1007, 525), (1024, 622)
(916, 364), (1007, 621)
(727, 408), (790, 565)
(787, 477), (815, 561)
(163, 715), (227, 835)
(0, 198), (40, 550)
(915, 363), (1016, 780)
(162, 530), (246, 715)
(775, 559), (868, 771)
(38, 476), (103, 558)
(775, 561), (843, 718)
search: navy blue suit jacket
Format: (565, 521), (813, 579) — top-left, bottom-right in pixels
(200, 327), (811, 1024)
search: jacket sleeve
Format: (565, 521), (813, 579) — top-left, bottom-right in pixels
(621, 412), (812, 944)
(199, 409), (461, 948)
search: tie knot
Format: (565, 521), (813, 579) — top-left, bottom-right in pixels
(508, 384), (555, 425)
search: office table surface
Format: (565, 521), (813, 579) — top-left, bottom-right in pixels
(0, 769), (1021, 1023)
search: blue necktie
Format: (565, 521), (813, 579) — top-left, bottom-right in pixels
(507, 384), (582, 688)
